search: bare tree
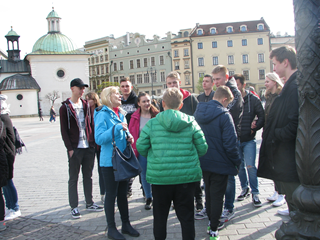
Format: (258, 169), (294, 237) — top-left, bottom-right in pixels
(45, 90), (60, 106)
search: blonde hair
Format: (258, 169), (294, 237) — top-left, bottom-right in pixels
(162, 88), (183, 109)
(166, 71), (180, 81)
(100, 86), (119, 108)
(214, 86), (234, 104)
(212, 65), (229, 76)
(85, 91), (102, 107)
(265, 72), (283, 96)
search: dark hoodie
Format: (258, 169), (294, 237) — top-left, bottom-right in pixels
(59, 98), (94, 151)
(194, 100), (241, 175)
(226, 77), (243, 138)
(121, 91), (138, 124)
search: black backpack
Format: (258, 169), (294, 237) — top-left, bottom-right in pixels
(13, 126), (26, 154)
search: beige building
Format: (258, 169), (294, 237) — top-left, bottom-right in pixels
(270, 33), (295, 50)
(171, 29), (194, 93)
(190, 18), (271, 92)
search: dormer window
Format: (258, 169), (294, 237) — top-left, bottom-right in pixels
(210, 28), (216, 34)
(240, 25), (247, 32)
(197, 29), (203, 35)
(227, 26), (233, 33)
(257, 24), (264, 31)
(183, 31), (189, 37)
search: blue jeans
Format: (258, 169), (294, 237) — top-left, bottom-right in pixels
(138, 155), (152, 199)
(224, 175), (235, 211)
(238, 139), (259, 195)
(49, 115), (56, 122)
(3, 179), (19, 211)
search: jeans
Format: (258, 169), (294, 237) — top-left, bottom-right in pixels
(238, 139), (259, 194)
(224, 175), (235, 211)
(49, 115), (56, 122)
(2, 179), (19, 211)
(96, 150), (105, 195)
(101, 167), (129, 227)
(68, 147), (95, 209)
(152, 183), (196, 240)
(138, 155), (152, 199)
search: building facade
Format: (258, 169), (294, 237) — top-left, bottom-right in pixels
(190, 18), (271, 92)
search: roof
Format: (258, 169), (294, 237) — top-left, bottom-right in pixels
(47, 8), (61, 19)
(191, 19), (270, 37)
(0, 74), (40, 91)
(5, 28), (19, 37)
(0, 59), (30, 73)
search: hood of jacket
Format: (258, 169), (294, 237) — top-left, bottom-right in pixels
(226, 77), (238, 92)
(180, 88), (191, 100)
(61, 98), (91, 129)
(243, 90), (253, 113)
(94, 105), (126, 119)
(194, 100), (228, 125)
(157, 109), (194, 132)
(121, 90), (137, 104)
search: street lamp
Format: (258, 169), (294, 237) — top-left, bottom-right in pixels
(147, 67), (156, 100)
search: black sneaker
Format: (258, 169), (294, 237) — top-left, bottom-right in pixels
(195, 199), (203, 212)
(252, 194), (262, 207)
(217, 221), (225, 230)
(145, 198), (152, 210)
(86, 203), (104, 212)
(237, 188), (250, 201)
(71, 207), (81, 219)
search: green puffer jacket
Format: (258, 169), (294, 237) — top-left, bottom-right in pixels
(136, 109), (208, 185)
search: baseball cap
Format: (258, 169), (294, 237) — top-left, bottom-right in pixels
(70, 78), (89, 88)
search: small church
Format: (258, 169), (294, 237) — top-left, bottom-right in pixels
(0, 8), (90, 116)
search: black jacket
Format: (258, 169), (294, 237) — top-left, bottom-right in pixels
(258, 71), (300, 183)
(121, 91), (138, 124)
(197, 90), (215, 103)
(240, 91), (265, 143)
(226, 77), (243, 138)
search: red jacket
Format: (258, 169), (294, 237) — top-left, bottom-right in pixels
(59, 98), (95, 151)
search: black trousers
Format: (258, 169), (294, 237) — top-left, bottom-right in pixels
(279, 181), (300, 212)
(0, 188), (4, 221)
(101, 167), (129, 228)
(203, 171), (228, 231)
(194, 181), (203, 201)
(68, 147), (95, 209)
(152, 182), (196, 240)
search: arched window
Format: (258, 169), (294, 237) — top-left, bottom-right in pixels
(183, 31), (189, 37)
(240, 25), (247, 32)
(257, 24), (264, 31)
(197, 29), (203, 35)
(210, 28), (216, 34)
(227, 26), (233, 33)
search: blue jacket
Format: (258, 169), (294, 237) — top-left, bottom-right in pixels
(194, 100), (241, 175)
(94, 105), (130, 167)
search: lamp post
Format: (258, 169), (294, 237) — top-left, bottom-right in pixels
(147, 67), (156, 100)
(275, 1), (320, 239)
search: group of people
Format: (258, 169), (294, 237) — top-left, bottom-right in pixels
(57, 45), (300, 240)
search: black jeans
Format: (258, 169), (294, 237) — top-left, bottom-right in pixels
(96, 150), (105, 195)
(203, 171), (228, 231)
(194, 181), (203, 202)
(0, 188), (4, 221)
(101, 167), (129, 228)
(152, 182), (196, 240)
(68, 147), (95, 209)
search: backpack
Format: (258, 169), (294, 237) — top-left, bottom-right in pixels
(13, 126), (26, 154)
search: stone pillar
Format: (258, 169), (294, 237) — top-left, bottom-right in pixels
(275, 0), (320, 239)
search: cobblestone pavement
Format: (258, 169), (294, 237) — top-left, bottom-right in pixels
(0, 117), (290, 240)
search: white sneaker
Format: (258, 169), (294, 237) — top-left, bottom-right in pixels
(277, 208), (289, 216)
(5, 209), (20, 221)
(272, 195), (286, 207)
(4, 208), (10, 216)
(267, 191), (279, 202)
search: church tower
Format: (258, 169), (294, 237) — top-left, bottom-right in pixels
(5, 27), (21, 62)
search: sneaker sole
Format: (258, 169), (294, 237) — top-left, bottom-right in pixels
(86, 208), (104, 212)
(220, 213), (235, 222)
(72, 215), (81, 219)
(195, 215), (207, 220)
(253, 203), (262, 207)
(237, 194), (250, 201)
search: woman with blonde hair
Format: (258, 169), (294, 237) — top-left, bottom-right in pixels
(263, 73), (286, 210)
(94, 87), (139, 240)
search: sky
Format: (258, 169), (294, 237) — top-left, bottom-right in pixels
(0, 0), (295, 58)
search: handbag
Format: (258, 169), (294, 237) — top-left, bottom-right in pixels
(111, 124), (142, 182)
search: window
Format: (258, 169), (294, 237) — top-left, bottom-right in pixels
(96, 57), (99, 63)
(160, 72), (166, 82)
(145, 91), (149, 94)
(120, 62), (124, 70)
(160, 56), (164, 65)
(130, 75), (135, 84)
(91, 57), (94, 64)
(183, 31), (189, 37)
(197, 29), (203, 35)
(184, 48), (189, 56)
(106, 63), (109, 73)
(157, 89), (162, 94)
(240, 25), (247, 32)
(101, 65), (104, 74)
(96, 66), (100, 75)
(130, 60), (134, 69)
(210, 28), (216, 34)
(227, 40), (233, 47)
(144, 58), (148, 67)
(137, 59), (141, 68)
(174, 50), (179, 57)
(105, 54), (108, 61)
(114, 76), (119, 83)
(144, 73), (150, 83)
(151, 72), (157, 82)
(242, 54), (248, 64)
(227, 26), (233, 33)
(198, 42), (203, 49)
(242, 39), (247, 46)
(175, 61), (180, 70)
(258, 38), (263, 45)
(151, 57), (155, 66)
(243, 70), (249, 81)
(229, 70), (235, 77)
(184, 60), (190, 69)
(258, 53), (265, 63)
(137, 74), (142, 84)
(228, 55), (234, 64)
(213, 57), (219, 65)
(259, 69), (265, 80)
(57, 70), (65, 78)
(152, 90), (156, 95)
(100, 56), (103, 62)
(92, 80), (96, 90)
(113, 63), (117, 71)
(212, 41), (217, 48)
(199, 73), (205, 78)
(198, 57), (204, 66)
(185, 74), (191, 85)
(258, 24), (264, 31)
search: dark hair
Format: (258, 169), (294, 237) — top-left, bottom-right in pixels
(270, 46), (297, 69)
(137, 92), (159, 118)
(120, 77), (131, 84)
(233, 73), (245, 85)
(203, 74), (213, 82)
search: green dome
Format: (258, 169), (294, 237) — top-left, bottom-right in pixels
(31, 33), (79, 54)
(47, 9), (60, 19)
(5, 28), (19, 37)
